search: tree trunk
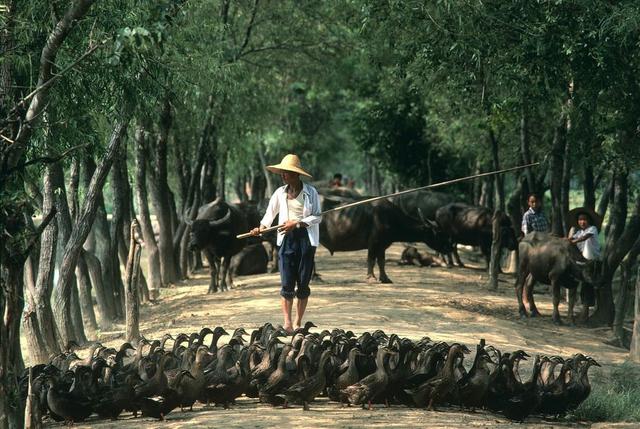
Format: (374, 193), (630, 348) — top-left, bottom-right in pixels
(149, 100), (179, 284)
(472, 159), (482, 206)
(109, 153), (128, 315)
(23, 164), (61, 362)
(68, 156), (98, 332)
(489, 129), (504, 211)
(23, 367), (42, 429)
(69, 281), (86, 344)
(630, 264), (640, 362)
(75, 254), (98, 332)
(176, 126), (208, 278)
(487, 210), (503, 290)
(22, 256), (41, 366)
(217, 147), (228, 199)
(560, 138), (572, 234)
(68, 157), (80, 221)
(82, 250), (110, 328)
(520, 109), (536, 195)
(614, 242), (639, 347)
(591, 171), (640, 326)
(234, 175), (244, 202)
(250, 164), (266, 201)
(258, 143), (272, 198)
(54, 118), (128, 346)
(0, 261), (26, 429)
(479, 178), (493, 209)
(583, 163), (596, 210)
(134, 126), (163, 298)
(125, 221), (143, 342)
(174, 137), (190, 213)
(51, 161), (87, 345)
(24, 368), (42, 429)
(597, 176), (614, 220)
(550, 112), (567, 236)
(82, 157), (118, 321)
(506, 175), (525, 238)
(201, 159), (217, 203)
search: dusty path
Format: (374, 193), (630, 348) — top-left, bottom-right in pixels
(43, 244), (628, 428)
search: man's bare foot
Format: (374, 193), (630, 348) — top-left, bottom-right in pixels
(283, 324), (294, 335)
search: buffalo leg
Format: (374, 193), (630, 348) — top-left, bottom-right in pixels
(366, 248), (377, 283)
(515, 269), (528, 318)
(525, 275), (540, 317)
(377, 248), (392, 284)
(551, 280), (562, 325)
(204, 250), (219, 294)
(312, 262), (323, 282)
(567, 287), (577, 325)
(226, 257), (235, 289)
(438, 253), (450, 267)
(220, 257), (231, 291)
(452, 245), (465, 268)
(481, 242), (491, 270)
(446, 252), (454, 267)
(270, 242), (280, 273)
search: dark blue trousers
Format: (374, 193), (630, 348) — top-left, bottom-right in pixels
(278, 228), (316, 299)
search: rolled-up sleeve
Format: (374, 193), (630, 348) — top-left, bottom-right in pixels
(521, 213), (530, 235)
(260, 191), (279, 228)
(301, 189), (322, 226)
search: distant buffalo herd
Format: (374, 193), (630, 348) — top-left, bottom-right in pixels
(188, 187), (598, 325)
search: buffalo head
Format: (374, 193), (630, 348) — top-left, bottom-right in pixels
(498, 214), (518, 251)
(187, 208), (232, 251)
(417, 208), (454, 254)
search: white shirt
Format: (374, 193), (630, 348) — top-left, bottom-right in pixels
(260, 183), (322, 247)
(571, 225), (601, 260)
(286, 191), (305, 221)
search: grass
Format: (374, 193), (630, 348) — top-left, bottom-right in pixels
(568, 362), (640, 422)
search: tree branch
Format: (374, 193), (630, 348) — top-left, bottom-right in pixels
(236, 41), (324, 59)
(236, 0), (260, 59)
(7, 143), (90, 175)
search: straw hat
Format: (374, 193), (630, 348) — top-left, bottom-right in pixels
(266, 154), (312, 178)
(567, 206), (603, 230)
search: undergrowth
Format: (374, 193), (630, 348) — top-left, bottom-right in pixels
(567, 362), (640, 422)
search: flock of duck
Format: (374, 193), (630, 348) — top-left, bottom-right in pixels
(22, 322), (600, 424)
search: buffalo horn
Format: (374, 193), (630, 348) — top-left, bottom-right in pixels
(208, 208), (231, 227)
(417, 208), (438, 229)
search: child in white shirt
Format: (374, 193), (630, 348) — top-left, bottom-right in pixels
(568, 212), (600, 260)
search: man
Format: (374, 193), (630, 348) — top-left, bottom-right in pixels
(521, 193), (549, 235)
(330, 173), (343, 188)
(250, 154), (321, 334)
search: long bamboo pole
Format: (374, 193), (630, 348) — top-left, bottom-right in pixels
(236, 162), (539, 239)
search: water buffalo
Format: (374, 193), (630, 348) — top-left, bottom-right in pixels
(230, 243), (269, 276)
(435, 203), (518, 267)
(399, 246), (439, 267)
(394, 190), (456, 221)
(515, 232), (599, 325)
(252, 198), (279, 273)
(319, 194), (452, 283)
(188, 200), (256, 293)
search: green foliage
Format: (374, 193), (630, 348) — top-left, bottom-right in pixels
(6, 0), (640, 209)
